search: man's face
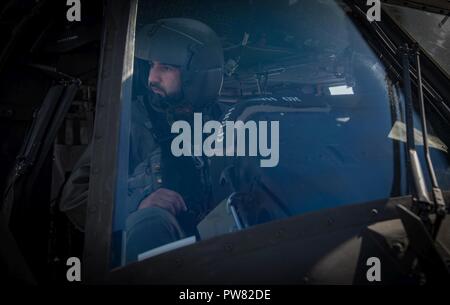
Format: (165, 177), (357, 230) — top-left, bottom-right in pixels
(148, 61), (182, 98)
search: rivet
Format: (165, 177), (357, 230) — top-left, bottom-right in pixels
(392, 242), (404, 255)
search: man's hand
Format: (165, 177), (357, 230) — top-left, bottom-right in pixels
(138, 188), (187, 215)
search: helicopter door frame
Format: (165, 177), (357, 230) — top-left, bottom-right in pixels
(83, 0), (137, 282)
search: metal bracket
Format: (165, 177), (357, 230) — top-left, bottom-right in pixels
(397, 204), (450, 283)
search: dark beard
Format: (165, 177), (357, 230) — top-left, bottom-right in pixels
(149, 90), (183, 112)
(149, 91), (194, 124)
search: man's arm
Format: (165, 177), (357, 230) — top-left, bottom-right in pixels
(138, 188), (187, 216)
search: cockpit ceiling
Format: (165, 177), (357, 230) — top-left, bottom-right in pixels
(383, 3), (450, 76)
(382, 0), (450, 15)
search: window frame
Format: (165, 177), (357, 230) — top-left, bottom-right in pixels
(83, 0), (137, 282)
(83, 0), (450, 284)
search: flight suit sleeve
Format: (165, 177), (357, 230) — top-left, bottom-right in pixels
(58, 143), (92, 232)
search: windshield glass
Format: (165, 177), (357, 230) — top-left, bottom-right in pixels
(110, 0), (450, 268)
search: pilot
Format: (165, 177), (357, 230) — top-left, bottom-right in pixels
(124, 18), (224, 262)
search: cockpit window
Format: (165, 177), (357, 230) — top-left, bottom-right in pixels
(109, 0), (450, 269)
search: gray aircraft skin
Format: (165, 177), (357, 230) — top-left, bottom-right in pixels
(0, 0), (449, 285)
